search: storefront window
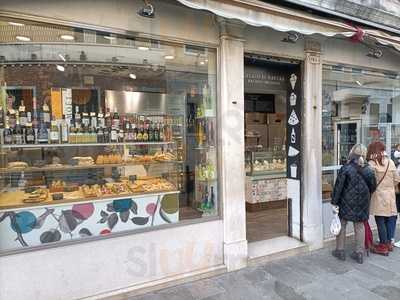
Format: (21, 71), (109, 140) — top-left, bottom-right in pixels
(322, 64), (400, 199)
(0, 18), (218, 252)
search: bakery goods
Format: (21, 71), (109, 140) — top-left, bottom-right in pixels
(8, 161), (29, 169)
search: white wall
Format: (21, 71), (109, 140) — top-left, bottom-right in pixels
(0, 220), (224, 300)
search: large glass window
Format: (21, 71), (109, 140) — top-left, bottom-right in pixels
(322, 64), (400, 199)
(0, 18), (218, 252)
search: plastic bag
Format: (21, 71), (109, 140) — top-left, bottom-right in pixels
(330, 205), (341, 236)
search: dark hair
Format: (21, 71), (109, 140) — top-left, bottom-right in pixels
(367, 141), (385, 166)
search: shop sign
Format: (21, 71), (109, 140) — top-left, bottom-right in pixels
(244, 65), (287, 92)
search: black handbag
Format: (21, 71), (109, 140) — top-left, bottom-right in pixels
(396, 185), (400, 213)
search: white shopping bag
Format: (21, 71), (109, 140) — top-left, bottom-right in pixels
(330, 206), (341, 236)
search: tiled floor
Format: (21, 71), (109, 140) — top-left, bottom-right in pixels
(246, 208), (288, 242)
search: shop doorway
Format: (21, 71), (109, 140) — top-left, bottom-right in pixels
(244, 55), (301, 244)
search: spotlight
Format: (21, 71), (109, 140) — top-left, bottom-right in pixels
(129, 73), (137, 79)
(56, 65), (65, 72)
(8, 21), (24, 26)
(138, 0), (155, 18)
(60, 34), (75, 41)
(16, 35), (31, 42)
(282, 32), (299, 43)
(367, 48), (383, 59)
(164, 55), (174, 60)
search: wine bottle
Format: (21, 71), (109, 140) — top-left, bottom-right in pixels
(37, 120), (49, 144)
(105, 109), (112, 128)
(60, 116), (69, 144)
(112, 109), (120, 129)
(97, 127), (104, 143)
(7, 108), (16, 129)
(74, 106), (81, 128)
(49, 118), (60, 144)
(97, 109), (105, 129)
(124, 122), (131, 142)
(90, 112), (97, 129)
(110, 125), (118, 143)
(18, 100), (27, 128)
(42, 101), (51, 127)
(3, 117), (13, 145)
(132, 121), (138, 142)
(13, 113), (24, 144)
(25, 122), (35, 144)
(82, 112), (90, 128)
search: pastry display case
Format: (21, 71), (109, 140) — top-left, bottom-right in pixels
(245, 150), (286, 177)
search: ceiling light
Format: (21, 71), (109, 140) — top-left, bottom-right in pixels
(355, 80), (363, 86)
(138, 46), (149, 51)
(129, 73), (137, 79)
(56, 65), (65, 72)
(16, 35), (31, 42)
(164, 55), (174, 60)
(199, 61), (205, 65)
(60, 34), (75, 41)
(104, 36), (116, 40)
(8, 21), (24, 26)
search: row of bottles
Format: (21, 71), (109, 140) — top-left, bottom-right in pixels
(0, 100), (175, 145)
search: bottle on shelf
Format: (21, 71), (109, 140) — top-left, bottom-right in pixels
(154, 121), (160, 142)
(25, 122), (35, 144)
(42, 101), (51, 127)
(74, 106), (81, 128)
(103, 127), (110, 143)
(97, 126), (104, 143)
(112, 109), (120, 129)
(110, 123), (118, 143)
(7, 107), (16, 130)
(90, 111), (97, 129)
(105, 108), (112, 129)
(136, 118), (143, 142)
(124, 121), (131, 142)
(0, 106), (4, 129)
(13, 113), (24, 144)
(148, 120), (154, 142)
(132, 122), (138, 142)
(97, 109), (105, 129)
(3, 117), (13, 145)
(60, 116), (69, 144)
(49, 117), (60, 144)
(142, 120), (149, 142)
(37, 119), (49, 144)
(18, 100), (27, 128)
(209, 186), (215, 209)
(82, 112), (90, 128)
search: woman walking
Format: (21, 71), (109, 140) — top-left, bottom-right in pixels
(331, 144), (376, 264)
(367, 141), (400, 255)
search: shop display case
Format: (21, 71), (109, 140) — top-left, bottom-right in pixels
(245, 150), (286, 177)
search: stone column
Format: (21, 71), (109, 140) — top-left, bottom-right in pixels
(217, 18), (248, 271)
(301, 39), (324, 250)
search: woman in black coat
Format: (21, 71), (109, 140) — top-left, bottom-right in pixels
(331, 144), (376, 264)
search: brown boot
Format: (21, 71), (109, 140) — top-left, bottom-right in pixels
(371, 243), (389, 256)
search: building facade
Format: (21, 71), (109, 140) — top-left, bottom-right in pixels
(0, 1), (399, 299)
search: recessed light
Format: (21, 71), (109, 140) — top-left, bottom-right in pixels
(8, 22), (24, 26)
(104, 36), (116, 40)
(60, 34), (75, 41)
(199, 61), (205, 65)
(164, 55), (174, 60)
(16, 36), (31, 42)
(129, 73), (137, 79)
(138, 46), (149, 51)
(56, 65), (65, 72)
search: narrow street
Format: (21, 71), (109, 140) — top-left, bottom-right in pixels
(118, 243), (400, 300)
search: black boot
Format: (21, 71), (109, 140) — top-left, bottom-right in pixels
(350, 252), (363, 264)
(332, 249), (346, 261)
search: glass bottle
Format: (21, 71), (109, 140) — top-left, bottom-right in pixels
(82, 112), (90, 128)
(42, 101), (51, 127)
(13, 113), (24, 144)
(3, 117), (13, 145)
(25, 122), (35, 144)
(110, 124), (118, 143)
(105, 108), (112, 129)
(97, 126), (104, 143)
(74, 106), (81, 128)
(49, 118), (60, 144)
(37, 119), (49, 144)
(18, 100), (27, 128)
(97, 109), (105, 129)
(60, 116), (69, 144)
(0, 106), (4, 129)
(90, 112), (97, 129)
(7, 108), (16, 129)
(132, 121), (138, 142)
(124, 121), (131, 142)
(112, 109), (120, 129)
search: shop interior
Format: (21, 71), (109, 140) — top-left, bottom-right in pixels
(244, 56), (295, 242)
(0, 18), (218, 251)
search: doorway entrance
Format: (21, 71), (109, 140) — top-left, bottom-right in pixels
(244, 55), (301, 244)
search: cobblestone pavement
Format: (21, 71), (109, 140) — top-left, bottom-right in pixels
(121, 242), (400, 300)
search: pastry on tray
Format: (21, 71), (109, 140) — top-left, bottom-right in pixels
(8, 161), (29, 169)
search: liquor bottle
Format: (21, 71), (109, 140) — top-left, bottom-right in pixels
(97, 109), (105, 129)
(137, 121), (143, 142)
(60, 116), (69, 144)
(142, 122), (149, 142)
(112, 109), (120, 129)
(13, 113), (24, 144)
(49, 118), (60, 144)
(69, 123), (76, 144)
(90, 112), (97, 129)
(132, 123), (138, 142)
(154, 121), (160, 142)
(159, 119), (165, 142)
(37, 120), (49, 144)
(18, 100), (27, 128)
(42, 101), (51, 127)
(27, 111), (32, 124)
(7, 108), (16, 129)
(148, 120), (155, 142)
(82, 112), (90, 128)
(118, 121), (124, 143)
(124, 122), (131, 142)
(103, 127), (110, 143)
(110, 124), (118, 143)
(97, 127), (104, 143)
(3, 117), (13, 145)
(25, 122), (35, 144)
(74, 106), (81, 128)
(105, 109), (112, 128)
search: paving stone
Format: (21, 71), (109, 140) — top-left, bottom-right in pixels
(370, 285), (400, 300)
(183, 279), (225, 299)
(344, 287), (387, 300)
(342, 269), (386, 290)
(156, 286), (195, 300)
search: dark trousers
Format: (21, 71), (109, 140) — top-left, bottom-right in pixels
(375, 216), (397, 243)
